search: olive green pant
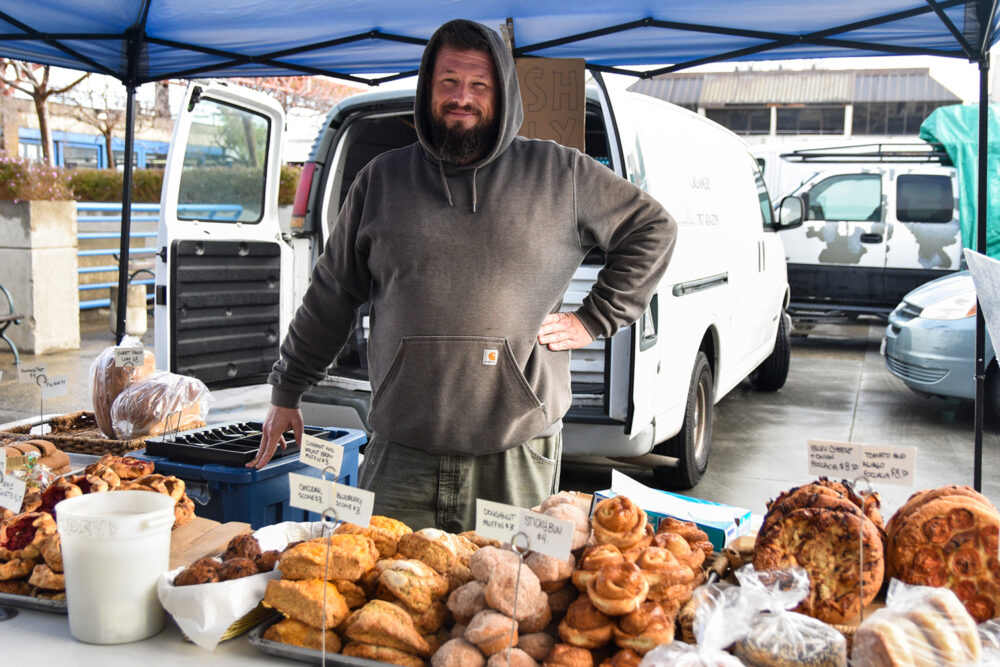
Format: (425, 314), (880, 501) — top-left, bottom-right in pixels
(357, 432), (563, 533)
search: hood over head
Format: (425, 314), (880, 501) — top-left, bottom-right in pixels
(415, 19), (524, 169)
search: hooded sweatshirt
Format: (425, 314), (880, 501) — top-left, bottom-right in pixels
(269, 19), (677, 456)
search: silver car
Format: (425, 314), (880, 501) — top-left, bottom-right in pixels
(883, 270), (998, 417)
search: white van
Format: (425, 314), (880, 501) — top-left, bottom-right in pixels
(154, 79), (800, 489)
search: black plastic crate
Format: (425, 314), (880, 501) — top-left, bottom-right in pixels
(143, 420), (333, 466)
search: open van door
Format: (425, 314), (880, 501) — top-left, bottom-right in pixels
(594, 75), (661, 438)
(155, 82), (290, 389)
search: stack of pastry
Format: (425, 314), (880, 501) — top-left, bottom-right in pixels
(1, 438), (71, 476)
(173, 532), (281, 586)
(885, 485), (1000, 622)
(0, 453), (196, 601)
(753, 478), (886, 624)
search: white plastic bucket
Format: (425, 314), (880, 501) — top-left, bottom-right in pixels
(55, 490), (176, 644)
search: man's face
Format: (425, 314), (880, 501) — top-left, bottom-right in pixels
(428, 45), (499, 164)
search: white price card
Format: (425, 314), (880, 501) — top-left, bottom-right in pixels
(861, 444), (917, 486)
(0, 475), (26, 512)
(40, 375), (68, 399)
(300, 433), (344, 474)
(476, 499), (521, 543)
(0, 453), (5, 477)
(808, 440), (861, 477)
(17, 363), (46, 384)
(333, 484), (374, 527)
(114, 346), (145, 367)
(519, 510), (573, 560)
(288, 472), (336, 515)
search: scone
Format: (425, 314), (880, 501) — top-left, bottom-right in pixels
(263, 617), (342, 652)
(263, 578), (350, 629)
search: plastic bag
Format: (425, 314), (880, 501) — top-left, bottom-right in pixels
(852, 579), (982, 666)
(639, 581), (749, 666)
(730, 565), (846, 667)
(980, 619), (1000, 666)
(89, 335), (155, 437)
(110, 371), (212, 439)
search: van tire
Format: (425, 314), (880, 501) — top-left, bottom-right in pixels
(749, 310), (790, 392)
(653, 351), (713, 490)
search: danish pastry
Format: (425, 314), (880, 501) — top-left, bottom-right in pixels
(611, 601), (676, 654)
(592, 497), (648, 550)
(572, 544), (626, 591)
(543, 642), (596, 666)
(39, 478), (82, 517)
(557, 596), (613, 649)
(40, 533), (62, 572)
(28, 563), (64, 591)
(65, 474), (109, 495)
(0, 512), (57, 560)
(0, 557), (36, 580)
(587, 562), (649, 616)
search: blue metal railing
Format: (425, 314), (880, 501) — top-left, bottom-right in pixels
(77, 202), (244, 310)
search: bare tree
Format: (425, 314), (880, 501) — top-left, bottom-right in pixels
(0, 60), (89, 165)
(64, 78), (150, 169)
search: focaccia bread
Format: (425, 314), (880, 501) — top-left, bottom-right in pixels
(91, 345), (156, 438)
(886, 494), (1000, 622)
(753, 506), (884, 624)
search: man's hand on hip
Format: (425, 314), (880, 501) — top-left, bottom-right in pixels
(247, 404), (304, 469)
(538, 312), (594, 351)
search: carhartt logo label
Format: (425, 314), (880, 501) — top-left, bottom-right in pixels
(483, 349), (498, 366)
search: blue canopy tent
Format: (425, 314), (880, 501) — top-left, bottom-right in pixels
(1, 1), (999, 489)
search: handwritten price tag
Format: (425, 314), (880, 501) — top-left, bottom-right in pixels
(114, 346), (145, 367)
(333, 484), (374, 527)
(288, 472), (336, 514)
(0, 475), (25, 512)
(808, 440), (861, 477)
(862, 445), (916, 486)
(519, 511), (573, 560)
(18, 363), (46, 384)
(476, 499), (521, 542)
(300, 433), (344, 473)
(40, 375), (68, 399)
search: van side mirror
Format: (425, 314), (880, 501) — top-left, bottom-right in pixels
(777, 196), (804, 230)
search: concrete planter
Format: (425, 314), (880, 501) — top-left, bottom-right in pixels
(0, 200), (79, 354)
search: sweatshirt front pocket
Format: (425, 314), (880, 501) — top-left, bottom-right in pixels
(368, 336), (549, 456)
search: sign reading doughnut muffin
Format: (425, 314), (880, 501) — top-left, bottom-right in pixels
(475, 498), (573, 559)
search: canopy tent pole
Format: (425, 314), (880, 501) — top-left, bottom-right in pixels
(113, 82), (136, 344)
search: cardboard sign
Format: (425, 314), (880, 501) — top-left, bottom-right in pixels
(40, 374), (68, 399)
(333, 483), (374, 527)
(300, 433), (344, 474)
(808, 440), (862, 477)
(0, 475), (25, 512)
(114, 346), (145, 368)
(515, 58), (586, 152)
(17, 363), (46, 385)
(518, 510), (573, 560)
(861, 444), (917, 486)
(476, 499), (521, 542)
(288, 472), (336, 515)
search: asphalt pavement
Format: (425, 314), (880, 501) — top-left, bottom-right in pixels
(1, 315), (996, 523)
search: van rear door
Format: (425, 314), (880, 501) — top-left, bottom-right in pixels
(155, 82), (289, 388)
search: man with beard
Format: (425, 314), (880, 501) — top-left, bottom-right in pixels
(250, 19), (677, 531)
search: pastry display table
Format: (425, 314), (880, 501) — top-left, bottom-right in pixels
(3, 609), (285, 665)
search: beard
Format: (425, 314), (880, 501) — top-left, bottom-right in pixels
(429, 103), (498, 165)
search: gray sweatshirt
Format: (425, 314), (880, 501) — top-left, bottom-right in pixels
(269, 19), (677, 456)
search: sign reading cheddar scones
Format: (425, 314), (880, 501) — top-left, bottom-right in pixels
(288, 472), (374, 526)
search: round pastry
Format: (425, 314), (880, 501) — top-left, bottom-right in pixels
(471, 546), (521, 582)
(190, 557), (221, 570)
(650, 531), (705, 571)
(655, 517), (709, 544)
(40, 533), (62, 572)
(224, 533), (262, 561)
(109, 455), (155, 480)
(543, 643), (595, 666)
(539, 491), (585, 513)
(255, 549), (281, 572)
(0, 557), (36, 580)
(573, 544), (626, 591)
(754, 506), (884, 625)
(557, 596), (613, 649)
(587, 562), (649, 616)
(598, 649), (642, 667)
(174, 563), (221, 586)
(592, 497), (648, 549)
(519, 632), (557, 662)
(488, 647), (541, 667)
(485, 560), (542, 621)
(620, 524), (656, 563)
(448, 579), (489, 625)
(611, 601), (676, 655)
(526, 551), (575, 591)
(548, 582), (577, 614)
(0, 512), (57, 560)
(543, 503), (591, 551)
(218, 556), (258, 581)
(518, 588), (553, 634)
(634, 546), (695, 591)
(465, 609), (519, 656)
(342, 641), (425, 667)
(28, 563), (64, 591)
(431, 638), (486, 667)
(39, 478), (82, 516)
(173, 495), (196, 528)
(65, 473), (109, 495)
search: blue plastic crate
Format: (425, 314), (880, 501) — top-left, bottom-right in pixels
(132, 426), (365, 529)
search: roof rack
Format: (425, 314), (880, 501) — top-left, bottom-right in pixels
(779, 142), (951, 166)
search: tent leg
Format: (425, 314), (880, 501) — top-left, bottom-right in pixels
(974, 56), (989, 493)
(114, 83), (137, 344)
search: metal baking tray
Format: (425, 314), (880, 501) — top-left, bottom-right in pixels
(0, 590), (67, 614)
(248, 617), (399, 666)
